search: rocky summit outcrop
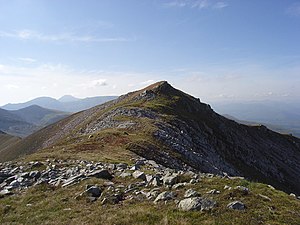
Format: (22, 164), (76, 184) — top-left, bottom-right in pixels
(1, 81), (300, 195)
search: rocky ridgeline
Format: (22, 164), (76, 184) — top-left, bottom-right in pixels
(0, 158), (299, 212)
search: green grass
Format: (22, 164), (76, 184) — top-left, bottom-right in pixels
(1, 174), (299, 224)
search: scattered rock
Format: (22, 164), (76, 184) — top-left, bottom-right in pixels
(162, 175), (178, 186)
(258, 194), (271, 201)
(184, 189), (200, 198)
(235, 186), (249, 195)
(206, 189), (220, 194)
(0, 189), (13, 197)
(87, 170), (113, 180)
(224, 185), (232, 190)
(172, 183), (186, 189)
(178, 197), (216, 211)
(86, 185), (102, 198)
(227, 201), (246, 210)
(132, 171), (146, 181)
(154, 191), (176, 203)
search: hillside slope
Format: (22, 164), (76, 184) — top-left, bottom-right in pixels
(10, 105), (70, 126)
(1, 81), (300, 195)
(0, 131), (21, 155)
(0, 108), (37, 137)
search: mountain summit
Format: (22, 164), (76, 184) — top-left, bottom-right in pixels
(1, 81), (300, 195)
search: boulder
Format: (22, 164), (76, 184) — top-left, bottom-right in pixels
(184, 189), (200, 198)
(86, 186), (102, 198)
(119, 172), (132, 178)
(154, 191), (176, 203)
(172, 183), (186, 189)
(162, 175), (178, 186)
(132, 171), (146, 181)
(0, 189), (13, 198)
(87, 170), (113, 180)
(227, 201), (246, 210)
(178, 197), (216, 211)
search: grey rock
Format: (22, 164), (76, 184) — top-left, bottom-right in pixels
(178, 197), (216, 211)
(119, 172), (132, 178)
(116, 163), (127, 170)
(227, 201), (246, 210)
(130, 165), (140, 171)
(184, 189), (200, 198)
(0, 189), (13, 197)
(29, 171), (41, 180)
(235, 186), (249, 195)
(258, 194), (271, 201)
(87, 169), (113, 180)
(62, 174), (85, 187)
(86, 186), (101, 198)
(162, 175), (178, 186)
(154, 191), (176, 203)
(132, 171), (146, 181)
(206, 189), (220, 194)
(172, 183), (186, 189)
(224, 185), (231, 190)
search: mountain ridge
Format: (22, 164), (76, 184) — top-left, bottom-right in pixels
(1, 81), (300, 195)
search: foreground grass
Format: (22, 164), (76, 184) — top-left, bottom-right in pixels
(1, 175), (299, 225)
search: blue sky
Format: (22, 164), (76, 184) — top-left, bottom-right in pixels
(0, 0), (300, 105)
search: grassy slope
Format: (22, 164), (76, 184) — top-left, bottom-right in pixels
(0, 175), (299, 224)
(0, 133), (21, 155)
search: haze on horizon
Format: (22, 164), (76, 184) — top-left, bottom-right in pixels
(1, 0), (300, 106)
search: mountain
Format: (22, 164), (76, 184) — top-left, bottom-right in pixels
(2, 97), (62, 111)
(212, 101), (300, 137)
(58, 95), (80, 102)
(10, 105), (70, 126)
(0, 106), (70, 137)
(1, 81), (300, 196)
(1, 95), (117, 112)
(0, 108), (37, 137)
(222, 114), (297, 137)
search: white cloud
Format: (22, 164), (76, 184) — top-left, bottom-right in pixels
(0, 29), (133, 43)
(164, 0), (228, 10)
(286, 3), (300, 17)
(0, 62), (299, 105)
(18, 57), (37, 63)
(4, 84), (19, 89)
(213, 2), (228, 9)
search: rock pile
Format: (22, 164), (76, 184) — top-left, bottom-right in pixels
(2, 157), (295, 212)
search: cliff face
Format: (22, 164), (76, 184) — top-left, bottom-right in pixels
(2, 81), (300, 195)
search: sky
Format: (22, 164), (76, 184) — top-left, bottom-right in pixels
(0, 0), (300, 106)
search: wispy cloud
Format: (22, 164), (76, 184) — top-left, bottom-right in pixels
(286, 3), (300, 17)
(164, 0), (228, 10)
(0, 29), (134, 43)
(213, 1), (228, 9)
(18, 57), (37, 63)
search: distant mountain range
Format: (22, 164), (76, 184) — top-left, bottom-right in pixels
(212, 101), (300, 138)
(0, 105), (70, 137)
(0, 95), (117, 137)
(1, 95), (118, 112)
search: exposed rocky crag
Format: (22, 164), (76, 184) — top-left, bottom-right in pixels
(1, 81), (300, 195)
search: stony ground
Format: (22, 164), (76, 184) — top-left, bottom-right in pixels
(1, 157), (300, 224)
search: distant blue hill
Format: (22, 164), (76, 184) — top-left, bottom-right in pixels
(212, 100), (300, 138)
(1, 95), (118, 112)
